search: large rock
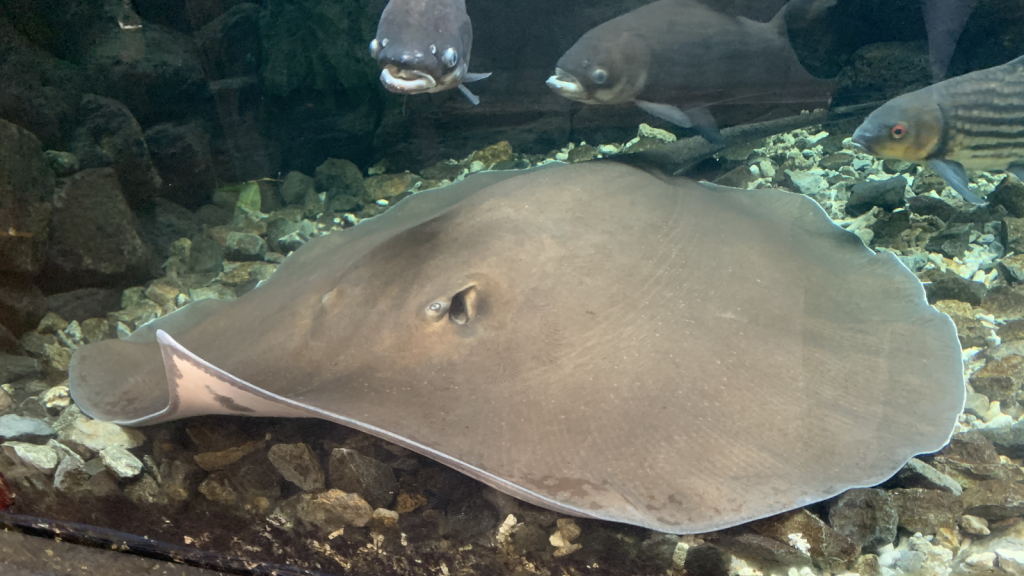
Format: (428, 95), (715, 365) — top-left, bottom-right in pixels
(0, 18), (86, 149)
(135, 198), (201, 262)
(0, 118), (55, 275)
(144, 122), (216, 209)
(0, 275), (47, 336)
(828, 489), (898, 551)
(751, 509), (858, 572)
(889, 488), (964, 534)
(83, 23), (210, 127)
(196, 3), (263, 80)
(45, 288), (122, 324)
(70, 95), (162, 210)
(45, 168), (152, 289)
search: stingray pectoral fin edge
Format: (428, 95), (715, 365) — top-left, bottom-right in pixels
(140, 331), (614, 523)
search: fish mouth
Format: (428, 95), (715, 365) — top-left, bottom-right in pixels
(380, 65), (438, 94)
(546, 68), (588, 101)
(849, 129), (872, 154)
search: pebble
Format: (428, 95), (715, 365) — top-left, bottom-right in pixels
(997, 548), (1024, 575)
(193, 438), (265, 471)
(637, 123), (676, 142)
(100, 446), (143, 478)
(2, 441), (60, 474)
(224, 231), (268, 261)
(828, 488), (897, 550)
(40, 385), (70, 412)
(0, 414), (55, 441)
(0, 387), (11, 415)
(53, 453), (89, 493)
(0, 353), (41, 384)
(846, 176), (907, 216)
(328, 447), (398, 509)
(897, 458), (964, 496)
(268, 442), (325, 492)
(295, 489), (373, 531)
(965, 551), (997, 568)
(785, 169), (827, 196)
(960, 514), (990, 536)
(57, 410), (145, 451)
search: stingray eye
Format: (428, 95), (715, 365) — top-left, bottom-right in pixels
(890, 124), (908, 139)
(426, 300), (450, 320)
(443, 47), (458, 68)
(591, 68), (608, 85)
(369, 39), (380, 58)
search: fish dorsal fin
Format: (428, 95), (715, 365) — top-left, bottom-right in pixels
(114, 330), (310, 426)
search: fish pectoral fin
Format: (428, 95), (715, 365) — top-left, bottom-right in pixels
(463, 72), (492, 83)
(928, 159), (986, 205)
(457, 83), (482, 105)
(1008, 164), (1024, 181)
(634, 101), (725, 144)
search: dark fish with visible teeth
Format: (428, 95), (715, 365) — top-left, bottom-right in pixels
(545, 0), (836, 143)
(370, 0), (491, 105)
(851, 54), (1024, 206)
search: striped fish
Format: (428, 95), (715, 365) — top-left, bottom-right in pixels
(851, 54), (1024, 205)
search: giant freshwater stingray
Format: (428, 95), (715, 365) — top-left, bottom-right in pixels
(69, 162), (965, 534)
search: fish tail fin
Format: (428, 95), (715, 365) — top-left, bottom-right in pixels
(775, 0), (837, 31)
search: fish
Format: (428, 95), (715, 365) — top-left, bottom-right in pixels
(851, 54), (1024, 206)
(68, 162), (963, 534)
(923, 0), (979, 83)
(370, 0), (491, 105)
(545, 0), (837, 143)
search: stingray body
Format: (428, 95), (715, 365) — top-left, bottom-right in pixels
(69, 162), (964, 534)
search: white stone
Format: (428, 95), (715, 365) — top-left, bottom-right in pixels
(3, 441), (59, 474)
(40, 385), (70, 411)
(637, 123), (676, 143)
(58, 415), (145, 451)
(997, 548), (1024, 575)
(100, 446), (143, 479)
(965, 551), (996, 568)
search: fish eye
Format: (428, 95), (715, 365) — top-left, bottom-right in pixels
(430, 44), (437, 55)
(381, 38), (389, 47)
(890, 124), (908, 139)
(443, 47), (458, 67)
(591, 68), (608, 85)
